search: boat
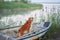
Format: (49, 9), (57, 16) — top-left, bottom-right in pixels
(0, 22), (51, 40)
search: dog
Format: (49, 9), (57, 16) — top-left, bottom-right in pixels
(16, 17), (33, 38)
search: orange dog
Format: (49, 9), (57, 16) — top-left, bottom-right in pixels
(16, 17), (33, 38)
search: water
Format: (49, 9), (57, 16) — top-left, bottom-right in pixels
(0, 3), (60, 28)
(0, 9), (42, 28)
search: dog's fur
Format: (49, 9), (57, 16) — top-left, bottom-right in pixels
(16, 17), (33, 38)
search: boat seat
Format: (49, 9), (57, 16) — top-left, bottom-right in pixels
(43, 22), (50, 27)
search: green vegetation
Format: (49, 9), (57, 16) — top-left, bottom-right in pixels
(41, 23), (60, 40)
(41, 9), (60, 40)
(0, 2), (43, 9)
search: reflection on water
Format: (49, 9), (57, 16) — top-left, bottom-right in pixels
(0, 9), (43, 28)
(0, 4), (60, 28)
(0, 9), (31, 18)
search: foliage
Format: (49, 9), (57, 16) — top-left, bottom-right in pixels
(0, 2), (43, 9)
(41, 9), (60, 40)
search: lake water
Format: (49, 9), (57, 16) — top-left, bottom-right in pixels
(0, 3), (60, 28)
(0, 9), (42, 28)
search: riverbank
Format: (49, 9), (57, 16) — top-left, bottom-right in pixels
(0, 2), (43, 9)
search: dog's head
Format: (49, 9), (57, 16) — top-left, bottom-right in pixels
(28, 17), (33, 21)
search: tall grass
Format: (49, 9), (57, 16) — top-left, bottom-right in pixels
(41, 6), (60, 40)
